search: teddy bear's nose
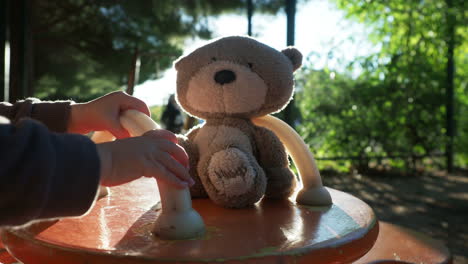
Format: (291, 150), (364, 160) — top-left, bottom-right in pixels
(214, 70), (236, 85)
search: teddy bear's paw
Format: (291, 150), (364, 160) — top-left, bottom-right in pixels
(207, 148), (256, 197)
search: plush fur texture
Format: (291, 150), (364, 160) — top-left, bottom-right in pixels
(175, 36), (302, 208)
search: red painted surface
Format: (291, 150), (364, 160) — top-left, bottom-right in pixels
(2, 178), (378, 264)
(354, 222), (452, 264)
(0, 234), (16, 264)
(0, 249), (17, 264)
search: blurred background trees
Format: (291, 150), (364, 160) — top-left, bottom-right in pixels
(32, 0), (244, 100)
(296, 0), (467, 171)
(7, 0), (285, 101)
(2, 0), (466, 172)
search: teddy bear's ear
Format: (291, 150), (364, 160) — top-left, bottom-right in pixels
(174, 56), (185, 71)
(281, 47), (302, 71)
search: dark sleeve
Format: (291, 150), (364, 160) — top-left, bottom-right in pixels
(0, 119), (100, 226)
(0, 98), (72, 133)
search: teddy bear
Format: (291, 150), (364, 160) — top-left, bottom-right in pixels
(174, 36), (303, 208)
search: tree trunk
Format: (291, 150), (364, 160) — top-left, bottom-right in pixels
(126, 45), (140, 95)
(0, 0), (7, 101)
(247, 0), (253, 36)
(284, 0), (296, 127)
(445, 0), (456, 173)
(285, 0), (295, 46)
(9, 0), (33, 102)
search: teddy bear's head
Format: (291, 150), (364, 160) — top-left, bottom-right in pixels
(174, 36), (302, 119)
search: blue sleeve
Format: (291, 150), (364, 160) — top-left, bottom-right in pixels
(0, 119), (101, 226)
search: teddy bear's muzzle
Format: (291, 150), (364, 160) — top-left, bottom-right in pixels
(214, 70), (236, 85)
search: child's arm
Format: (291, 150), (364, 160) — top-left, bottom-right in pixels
(0, 91), (149, 137)
(0, 92), (192, 227)
(0, 98), (72, 132)
(0, 119), (101, 226)
(0, 120), (192, 227)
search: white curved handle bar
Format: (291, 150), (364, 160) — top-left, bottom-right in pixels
(252, 115), (332, 206)
(92, 110), (205, 240)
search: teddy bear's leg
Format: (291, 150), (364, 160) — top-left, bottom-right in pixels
(254, 126), (297, 200)
(263, 167), (296, 199)
(177, 134), (207, 198)
(198, 147), (267, 208)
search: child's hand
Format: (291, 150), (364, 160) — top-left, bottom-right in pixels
(96, 129), (194, 188)
(68, 91), (150, 138)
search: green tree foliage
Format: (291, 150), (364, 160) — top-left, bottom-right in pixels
(32, 0), (210, 100)
(32, 0), (286, 101)
(297, 0), (467, 170)
(149, 105), (164, 124)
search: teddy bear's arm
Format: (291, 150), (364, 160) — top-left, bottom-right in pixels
(177, 128), (207, 198)
(253, 126), (296, 199)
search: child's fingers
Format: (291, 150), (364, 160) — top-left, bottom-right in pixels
(108, 118), (131, 139)
(143, 129), (178, 143)
(155, 139), (189, 168)
(145, 161), (188, 189)
(119, 93), (151, 117)
(157, 153), (194, 186)
(109, 126), (130, 139)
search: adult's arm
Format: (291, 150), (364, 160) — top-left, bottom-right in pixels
(0, 98), (72, 133)
(0, 119), (100, 226)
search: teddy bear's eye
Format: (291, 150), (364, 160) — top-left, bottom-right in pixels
(211, 57), (217, 61)
(247, 62), (253, 68)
